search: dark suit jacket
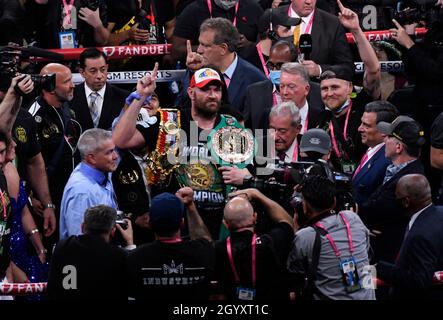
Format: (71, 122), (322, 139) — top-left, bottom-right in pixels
(352, 145), (391, 206)
(243, 79), (323, 131)
(274, 5), (355, 80)
(232, 56), (267, 113)
(377, 205), (443, 299)
(359, 159), (425, 263)
(70, 83), (129, 131)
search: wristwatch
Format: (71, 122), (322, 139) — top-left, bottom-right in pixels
(43, 203), (56, 209)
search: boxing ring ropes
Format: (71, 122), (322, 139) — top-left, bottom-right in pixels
(1, 27), (436, 297)
(29, 28), (428, 85)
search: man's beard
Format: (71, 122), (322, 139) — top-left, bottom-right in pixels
(194, 100), (220, 119)
(54, 88), (73, 102)
(214, 0), (237, 10)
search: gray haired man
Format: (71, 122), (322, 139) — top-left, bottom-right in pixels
(60, 128), (118, 239)
(269, 101), (302, 163)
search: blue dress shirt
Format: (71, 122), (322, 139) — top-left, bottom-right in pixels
(60, 162), (117, 239)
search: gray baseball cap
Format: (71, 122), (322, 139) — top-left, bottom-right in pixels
(300, 129), (332, 155)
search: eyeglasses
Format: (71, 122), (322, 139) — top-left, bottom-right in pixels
(265, 61), (284, 71)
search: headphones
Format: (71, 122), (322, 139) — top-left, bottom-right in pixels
(267, 8), (278, 41)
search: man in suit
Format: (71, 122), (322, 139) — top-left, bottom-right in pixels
(353, 101), (399, 206)
(185, 17), (266, 112)
(268, 0), (354, 79)
(243, 44), (323, 132)
(70, 48), (129, 131)
(377, 174), (443, 299)
(359, 116), (426, 263)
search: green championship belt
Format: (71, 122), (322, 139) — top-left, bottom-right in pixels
(208, 115), (256, 169)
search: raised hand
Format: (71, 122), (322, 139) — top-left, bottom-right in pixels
(337, 0), (360, 32)
(186, 40), (204, 71)
(390, 19), (415, 49)
(78, 7), (102, 28)
(136, 62), (159, 97)
(176, 187), (195, 207)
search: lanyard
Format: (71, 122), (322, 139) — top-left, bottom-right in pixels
(329, 100), (352, 158)
(0, 189), (6, 220)
(226, 234), (256, 287)
(62, 0), (75, 26)
(292, 141), (298, 162)
(256, 43), (269, 78)
(149, 3), (156, 25)
(302, 111), (309, 134)
(207, 0), (240, 27)
(288, 6), (315, 34)
(304, 11), (315, 34)
(158, 236), (182, 244)
(315, 212), (354, 258)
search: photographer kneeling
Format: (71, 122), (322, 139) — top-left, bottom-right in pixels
(214, 188), (294, 300)
(47, 205), (134, 300)
(287, 175), (375, 300)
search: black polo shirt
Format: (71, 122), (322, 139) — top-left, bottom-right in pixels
(12, 108), (41, 180)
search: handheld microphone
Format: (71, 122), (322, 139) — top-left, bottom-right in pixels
(298, 34), (312, 61)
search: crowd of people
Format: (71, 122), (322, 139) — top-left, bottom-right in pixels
(1, 0), (443, 301)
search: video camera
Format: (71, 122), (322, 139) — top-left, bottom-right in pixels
(0, 46), (63, 92)
(384, 0), (442, 26)
(242, 160), (354, 214)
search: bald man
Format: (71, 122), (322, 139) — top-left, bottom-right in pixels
(28, 63), (82, 244)
(214, 188), (294, 300)
(377, 174), (443, 299)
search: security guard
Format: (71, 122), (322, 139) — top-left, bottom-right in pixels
(28, 63), (82, 243)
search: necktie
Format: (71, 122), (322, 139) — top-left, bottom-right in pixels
(395, 224), (410, 264)
(277, 151), (286, 162)
(224, 74), (231, 88)
(353, 151), (369, 179)
(293, 23), (301, 48)
(90, 91), (100, 128)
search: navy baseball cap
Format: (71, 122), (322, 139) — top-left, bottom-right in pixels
(149, 193), (185, 233)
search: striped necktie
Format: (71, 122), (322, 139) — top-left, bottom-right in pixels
(89, 91), (100, 128)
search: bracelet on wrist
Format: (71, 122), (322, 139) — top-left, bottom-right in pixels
(28, 228), (40, 237)
(43, 203), (56, 209)
(125, 91), (151, 106)
(38, 248), (47, 255)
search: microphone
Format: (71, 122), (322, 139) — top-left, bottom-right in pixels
(298, 34), (312, 61)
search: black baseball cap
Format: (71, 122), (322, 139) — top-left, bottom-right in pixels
(259, 8), (301, 33)
(377, 115), (425, 147)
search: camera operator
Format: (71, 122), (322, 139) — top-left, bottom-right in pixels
(287, 175), (375, 300)
(214, 188), (294, 300)
(295, 128), (355, 224)
(47, 205), (133, 300)
(390, 6), (443, 108)
(0, 75), (33, 135)
(60, 128), (118, 240)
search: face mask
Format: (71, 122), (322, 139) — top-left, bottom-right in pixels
(269, 70), (281, 86)
(214, 0), (237, 10)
